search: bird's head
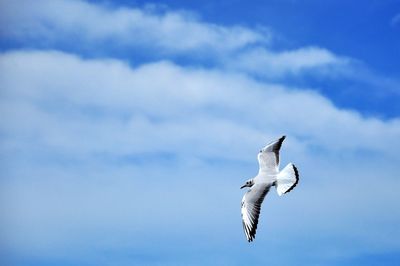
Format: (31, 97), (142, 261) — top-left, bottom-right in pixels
(240, 179), (254, 189)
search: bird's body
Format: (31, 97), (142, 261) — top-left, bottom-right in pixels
(240, 136), (299, 242)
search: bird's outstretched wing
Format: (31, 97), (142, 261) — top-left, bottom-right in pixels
(257, 135), (286, 175)
(241, 183), (271, 242)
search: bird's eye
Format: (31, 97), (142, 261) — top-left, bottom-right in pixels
(259, 150), (262, 153)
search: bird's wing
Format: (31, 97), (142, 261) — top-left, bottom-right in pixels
(257, 135), (286, 175)
(241, 183), (271, 242)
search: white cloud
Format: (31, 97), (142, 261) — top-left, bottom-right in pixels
(1, 50), (399, 263)
(0, 0), (352, 78)
(227, 46), (350, 77)
(0, 0), (267, 53)
(1, 50), (398, 158)
(1, 0), (398, 91)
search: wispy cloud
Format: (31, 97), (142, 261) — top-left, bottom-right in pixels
(1, 50), (398, 157)
(0, 0), (346, 76)
(3, 0), (398, 108)
(2, 0), (397, 89)
(1, 50), (399, 264)
(0, 0), (267, 54)
(226, 46), (350, 77)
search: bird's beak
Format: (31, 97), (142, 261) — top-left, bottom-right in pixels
(240, 184), (246, 189)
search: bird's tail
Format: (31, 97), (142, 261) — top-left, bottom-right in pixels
(276, 163), (299, 196)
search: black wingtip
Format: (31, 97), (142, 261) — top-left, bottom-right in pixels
(248, 233), (255, 242)
(276, 135), (286, 150)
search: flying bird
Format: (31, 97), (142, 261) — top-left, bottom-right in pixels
(240, 136), (299, 242)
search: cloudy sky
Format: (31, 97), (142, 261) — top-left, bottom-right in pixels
(1, 0), (400, 265)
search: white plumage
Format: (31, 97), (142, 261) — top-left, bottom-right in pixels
(240, 136), (299, 242)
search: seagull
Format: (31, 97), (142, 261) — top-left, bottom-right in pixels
(240, 136), (299, 242)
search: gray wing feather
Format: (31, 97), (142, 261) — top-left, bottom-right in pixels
(241, 183), (271, 242)
(257, 136), (285, 174)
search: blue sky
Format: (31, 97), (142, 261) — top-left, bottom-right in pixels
(0, 0), (399, 265)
